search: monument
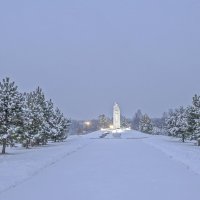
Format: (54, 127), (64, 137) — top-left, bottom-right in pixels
(113, 103), (121, 129)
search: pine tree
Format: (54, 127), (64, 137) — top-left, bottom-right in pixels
(25, 87), (46, 146)
(176, 107), (189, 142)
(15, 93), (35, 148)
(22, 88), (70, 146)
(165, 109), (177, 136)
(132, 109), (142, 130)
(139, 114), (153, 134)
(121, 115), (131, 128)
(152, 112), (168, 135)
(187, 95), (200, 140)
(0, 78), (24, 154)
(41, 99), (55, 145)
(51, 108), (70, 142)
(98, 114), (110, 129)
(166, 107), (189, 142)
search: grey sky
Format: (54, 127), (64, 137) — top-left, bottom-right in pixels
(0, 0), (200, 120)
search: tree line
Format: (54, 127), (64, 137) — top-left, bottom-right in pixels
(0, 77), (70, 154)
(132, 95), (200, 145)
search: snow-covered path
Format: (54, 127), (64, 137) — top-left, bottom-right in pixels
(1, 131), (200, 200)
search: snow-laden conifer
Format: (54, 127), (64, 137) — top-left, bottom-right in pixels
(166, 107), (189, 142)
(0, 78), (24, 153)
(187, 95), (200, 140)
(51, 108), (70, 142)
(139, 114), (153, 134)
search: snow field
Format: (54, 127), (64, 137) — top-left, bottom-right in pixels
(0, 135), (90, 194)
(1, 130), (200, 200)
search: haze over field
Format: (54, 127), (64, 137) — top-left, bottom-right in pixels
(1, 0), (200, 119)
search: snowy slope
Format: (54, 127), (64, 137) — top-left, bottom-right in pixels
(1, 130), (200, 200)
(0, 135), (91, 193)
(106, 130), (200, 175)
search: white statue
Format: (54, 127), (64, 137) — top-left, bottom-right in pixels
(113, 103), (121, 129)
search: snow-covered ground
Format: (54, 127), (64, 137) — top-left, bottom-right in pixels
(1, 130), (200, 200)
(0, 135), (90, 193)
(107, 130), (200, 175)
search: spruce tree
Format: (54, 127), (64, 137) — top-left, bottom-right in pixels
(25, 87), (46, 146)
(98, 114), (109, 129)
(132, 109), (142, 130)
(166, 107), (189, 142)
(51, 108), (70, 142)
(41, 99), (55, 145)
(0, 78), (23, 154)
(165, 109), (176, 136)
(15, 93), (34, 148)
(121, 115), (131, 128)
(187, 95), (200, 140)
(139, 114), (153, 134)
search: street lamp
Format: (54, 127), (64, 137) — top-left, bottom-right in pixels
(84, 121), (91, 126)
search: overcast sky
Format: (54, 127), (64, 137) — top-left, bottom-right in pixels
(0, 0), (200, 120)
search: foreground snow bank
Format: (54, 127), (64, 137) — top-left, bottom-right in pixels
(106, 130), (200, 175)
(143, 133), (200, 175)
(0, 136), (90, 194)
(1, 130), (200, 198)
(1, 130), (200, 200)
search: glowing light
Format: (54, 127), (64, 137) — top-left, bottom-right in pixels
(84, 121), (91, 126)
(109, 125), (114, 129)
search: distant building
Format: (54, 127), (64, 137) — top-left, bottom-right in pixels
(113, 103), (121, 129)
